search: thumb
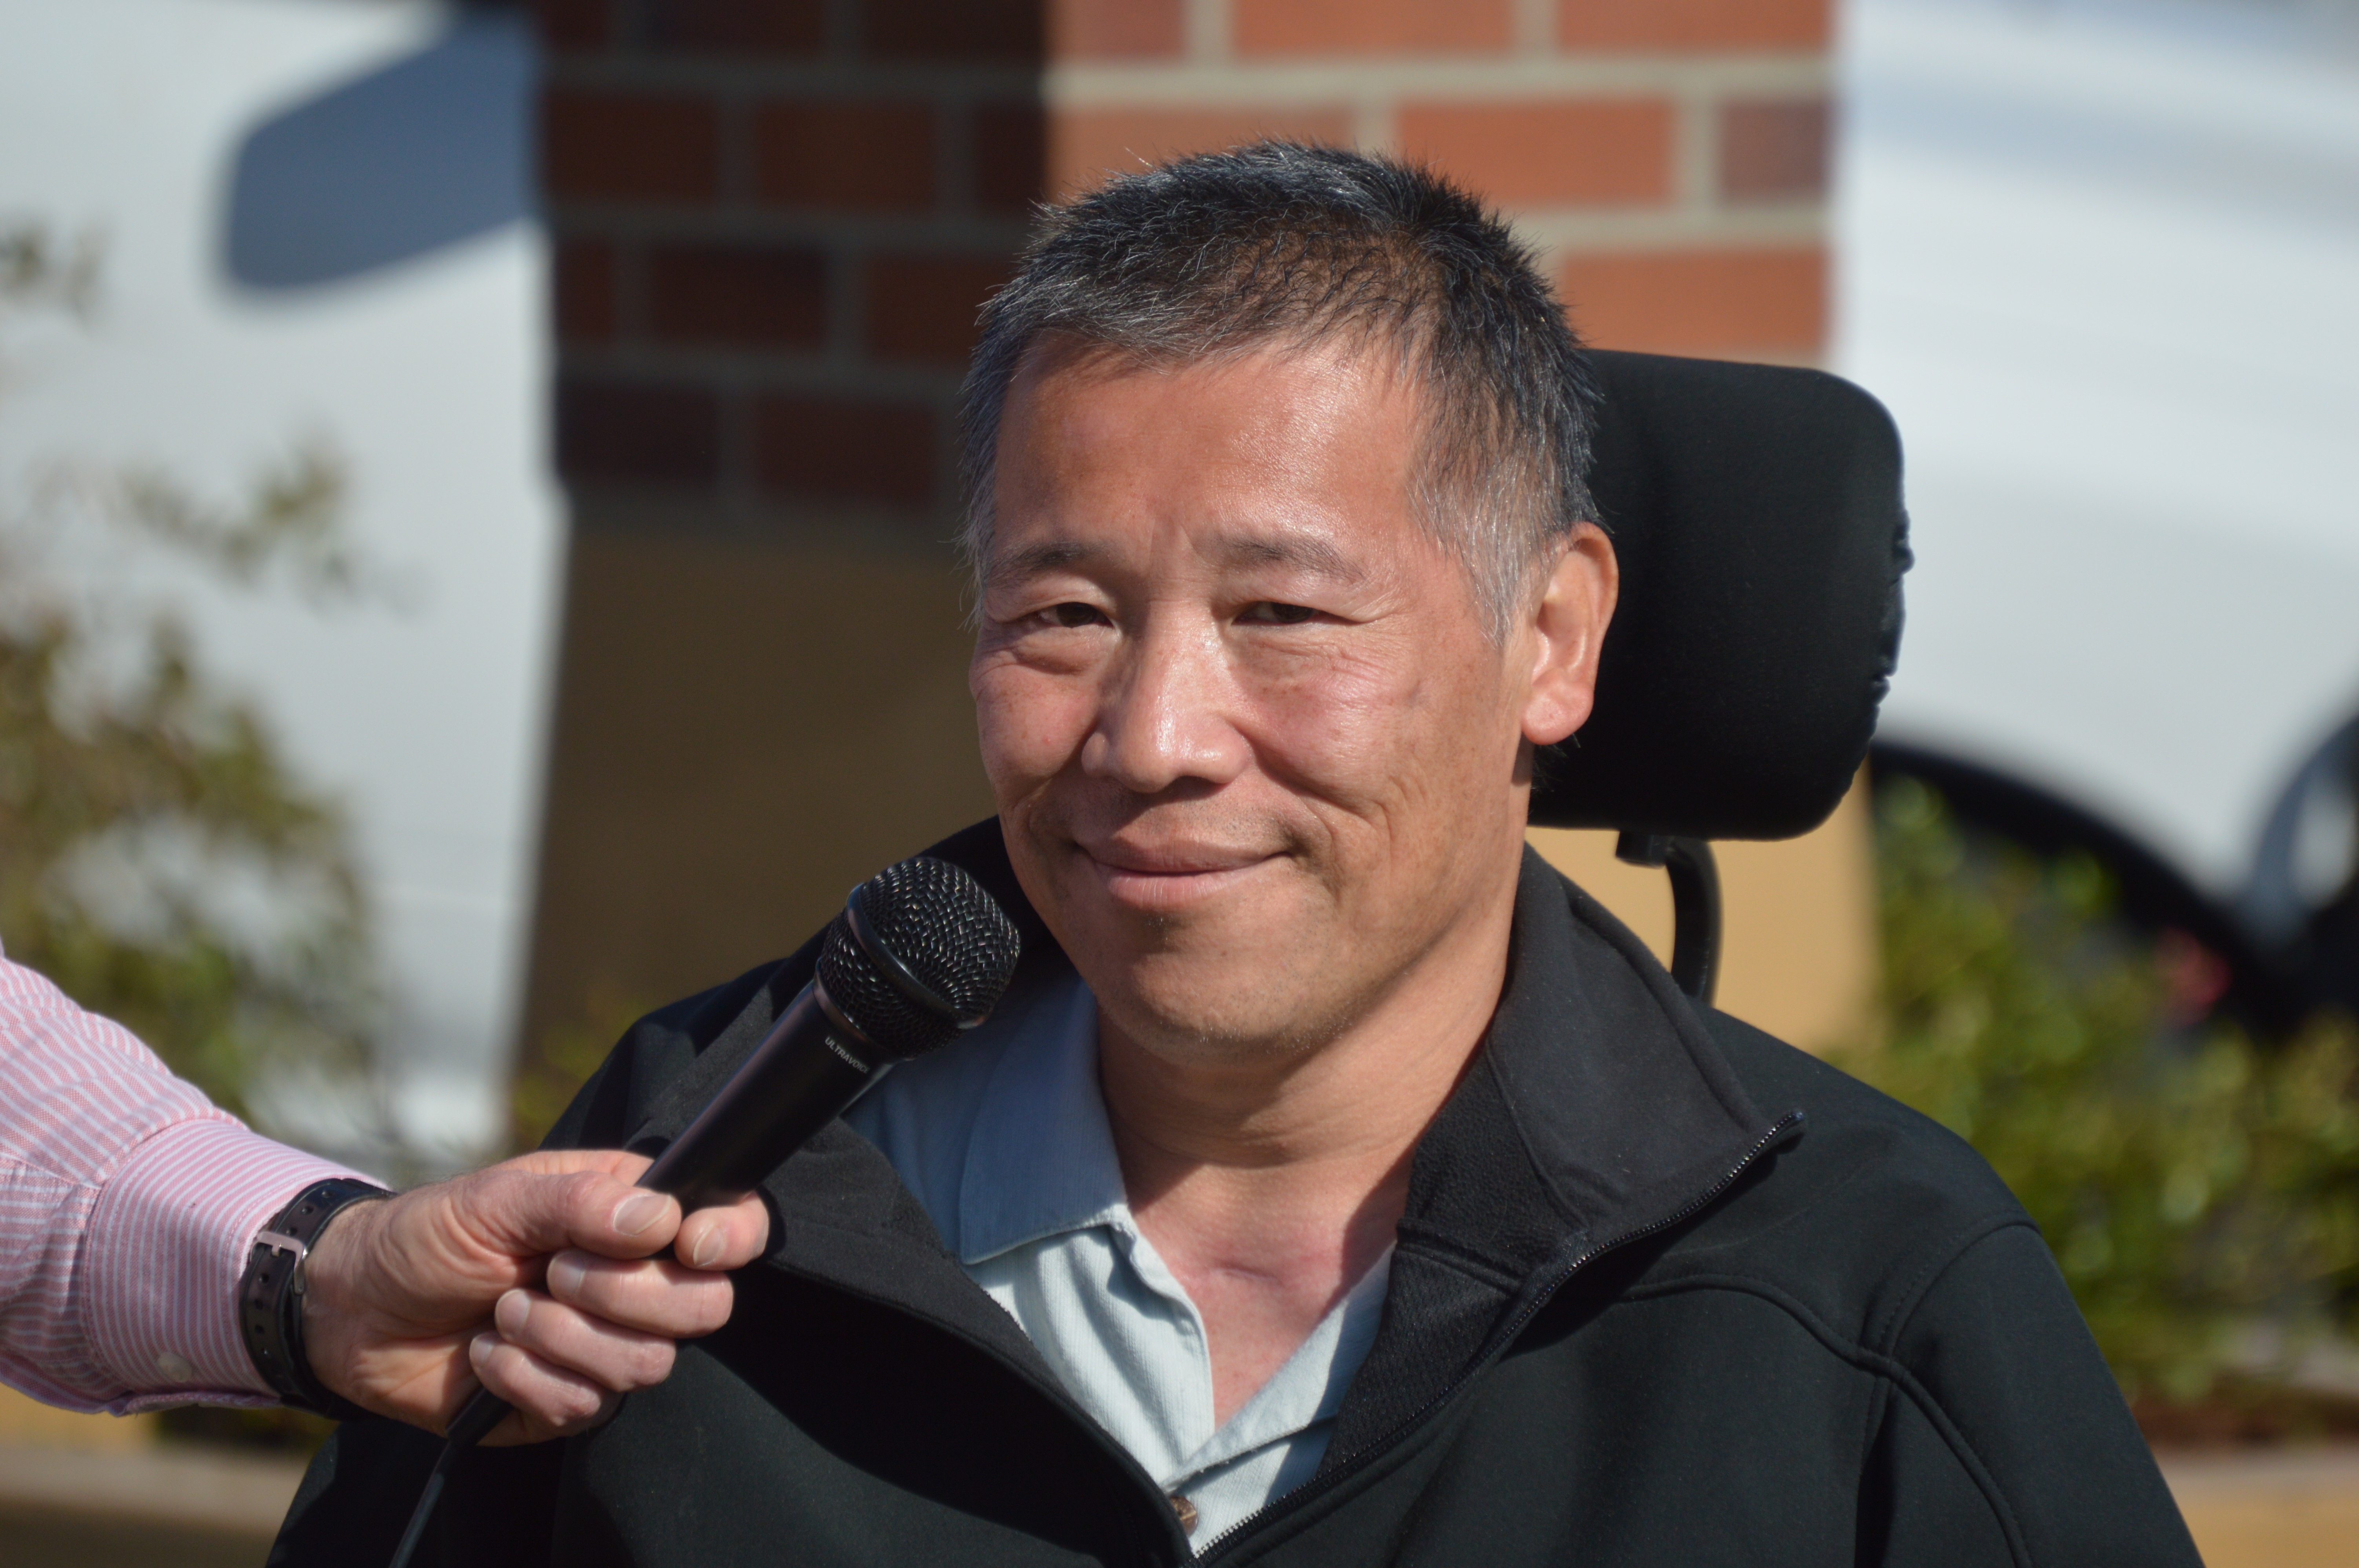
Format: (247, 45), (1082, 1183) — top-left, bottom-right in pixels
(439, 1151), (684, 1267)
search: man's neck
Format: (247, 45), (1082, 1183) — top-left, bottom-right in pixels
(1096, 968), (1499, 1178)
(1092, 864), (1518, 1424)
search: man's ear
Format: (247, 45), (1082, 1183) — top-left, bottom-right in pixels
(1521, 522), (1618, 748)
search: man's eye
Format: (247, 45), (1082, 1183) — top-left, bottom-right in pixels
(1241, 601), (1319, 626)
(1043, 603), (1107, 628)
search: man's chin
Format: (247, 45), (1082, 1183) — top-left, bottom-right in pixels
(1049, 901), (1343, 1049)
(1089, 965), (1323, 1065)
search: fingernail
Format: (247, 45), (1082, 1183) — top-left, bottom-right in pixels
(612, 1191), (665, 1236)
(547, 1252), (587, 1299)
(689, 1225), (723, 1269)
(469, 1332), (498, 1370)
(494, 1288), (531, 1338)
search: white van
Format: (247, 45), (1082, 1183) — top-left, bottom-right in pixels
(1838, 0), (2359, 1025)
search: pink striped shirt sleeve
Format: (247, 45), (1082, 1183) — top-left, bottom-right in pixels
(0, 946), (374, 1414)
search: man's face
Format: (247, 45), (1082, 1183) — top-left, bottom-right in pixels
(972, 341), (1607, 1065)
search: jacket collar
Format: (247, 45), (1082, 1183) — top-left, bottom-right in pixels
(1426, 841), (1774, 1270)
(1320, 844), (1785, 1468)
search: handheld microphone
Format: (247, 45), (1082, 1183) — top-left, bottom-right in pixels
(385, 855), (1022, 1568)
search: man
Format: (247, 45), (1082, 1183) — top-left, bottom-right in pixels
(280, 144), (2199, 1564)
(0, 945), (767, 1443)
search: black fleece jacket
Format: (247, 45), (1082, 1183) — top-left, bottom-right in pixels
(271, 820), (2201, 1568)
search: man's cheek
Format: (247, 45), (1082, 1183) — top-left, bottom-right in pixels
(1251, 676), (1409, 804)
(974, 671), (1091, 786)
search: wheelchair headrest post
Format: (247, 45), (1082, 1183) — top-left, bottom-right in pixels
(1616, 832), (1722, 1005)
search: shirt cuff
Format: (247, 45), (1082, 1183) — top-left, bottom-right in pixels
(82, 1118), (374, 1409)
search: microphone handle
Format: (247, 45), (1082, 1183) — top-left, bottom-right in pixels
(636, 977), (879, 1211)
(387, 979), (879, 1568)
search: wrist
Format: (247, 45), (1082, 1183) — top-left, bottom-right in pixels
(237, 1177), (392, 1419)
(295, 1189), (386, 1401)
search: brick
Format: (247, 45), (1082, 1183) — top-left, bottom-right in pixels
(753, 395), (938, 506)
(1398, 100), (1673, 207)
(1051, 108), (1355, 200)
(1556, 0), (1828, 51)
(1718, 99), (1831, 201)
(1558, 248), (1825, 354)
(863, 0), (1044, 62)
(542, 90), (719, 204)
(554, 239), (619, 343)
(533, 0), (613, 51)
(865, 254), (1016, 366)
(1236, 0), (1512, 55)
(752, 103), (936, 212)
(1050, 0), (1185, 58)
(556, 380), (721, 486)
(646, 244), (829, 348)
(643, 0), (825, 54)
(974, 103), (1047, 213)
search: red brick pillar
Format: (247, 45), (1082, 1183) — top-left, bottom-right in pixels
(537, 0), (1045, 532)
(516, 0), (1043, 1089)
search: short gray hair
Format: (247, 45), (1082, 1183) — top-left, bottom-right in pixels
(958, 142), (1600, 640)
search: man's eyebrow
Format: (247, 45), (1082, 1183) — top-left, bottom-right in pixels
(985, 532), (1368, 586)
(987, 539), (1099, 585)
(1215, 533), (1367, 583)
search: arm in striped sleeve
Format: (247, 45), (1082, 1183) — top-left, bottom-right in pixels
(0, 949), (368, 1414)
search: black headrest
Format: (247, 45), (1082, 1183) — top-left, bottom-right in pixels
(1531, 351), (1911, 841)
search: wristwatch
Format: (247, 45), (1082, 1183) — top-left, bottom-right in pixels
(237, 1175), (393, 1420)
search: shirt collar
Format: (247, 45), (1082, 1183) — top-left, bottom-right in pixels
(957, 973), (1131, 1265)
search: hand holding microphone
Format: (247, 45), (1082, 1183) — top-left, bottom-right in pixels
(386, 854), (1022, 1566)
(298, 1150), (772, 1445)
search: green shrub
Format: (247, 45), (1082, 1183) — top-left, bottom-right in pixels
(511, 983), (653, 1152)
(1832, 777), (2359, 1403)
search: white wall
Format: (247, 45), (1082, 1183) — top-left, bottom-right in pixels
(0, 0), (560, 1166)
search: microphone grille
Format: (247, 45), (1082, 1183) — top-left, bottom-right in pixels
(816, 856), (1022, 1059)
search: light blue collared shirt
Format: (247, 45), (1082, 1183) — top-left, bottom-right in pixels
(844, 973), (1391, 1550)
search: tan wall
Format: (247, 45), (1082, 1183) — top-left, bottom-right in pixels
(1531, 772), (1877, 1052)
(518, 530), (996, 1045)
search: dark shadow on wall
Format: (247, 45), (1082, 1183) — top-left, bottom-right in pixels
(221, 13), (536, 292)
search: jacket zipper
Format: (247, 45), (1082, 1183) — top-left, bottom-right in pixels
(1192, 1109), (1806, 1563)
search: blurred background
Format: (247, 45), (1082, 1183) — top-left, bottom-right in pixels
(0, 0), (2353, 1562)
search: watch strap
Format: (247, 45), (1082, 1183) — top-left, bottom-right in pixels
(238, 1175), (392, 1420)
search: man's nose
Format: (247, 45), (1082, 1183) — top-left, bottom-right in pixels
(1081, 616), (1248, 794)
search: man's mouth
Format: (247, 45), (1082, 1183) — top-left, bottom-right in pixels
(1076, 840), (1280, 908)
